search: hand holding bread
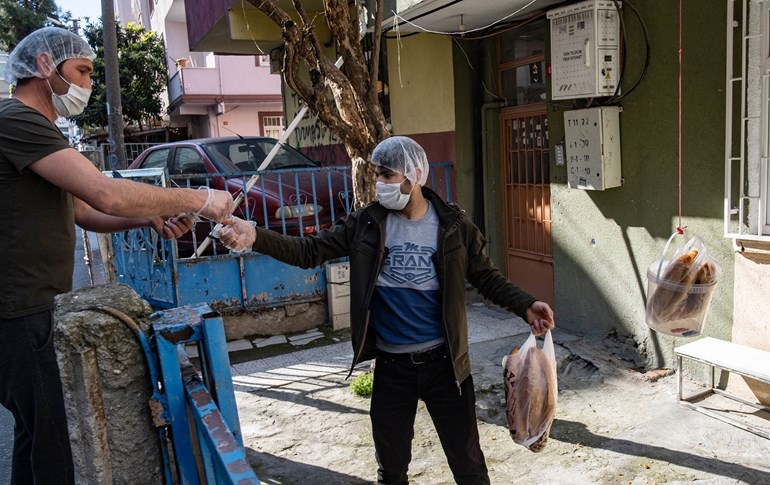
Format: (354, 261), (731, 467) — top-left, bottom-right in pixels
(503, 331), (557, 452)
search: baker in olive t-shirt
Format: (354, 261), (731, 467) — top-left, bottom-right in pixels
(0, 98), (75, 318)
(0, 27), (236, 484)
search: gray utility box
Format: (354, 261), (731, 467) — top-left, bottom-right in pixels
(564, 106), (622, 190)
(326, 261), (351, 330)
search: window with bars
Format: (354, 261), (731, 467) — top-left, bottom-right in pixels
(725, 0), (770, 240)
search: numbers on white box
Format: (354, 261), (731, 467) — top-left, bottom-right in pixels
(563, 106), (622, 190)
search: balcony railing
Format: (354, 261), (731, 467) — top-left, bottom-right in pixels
(167, 68), (222, 105)
(168, 70), (182, 105)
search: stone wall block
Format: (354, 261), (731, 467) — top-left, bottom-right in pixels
(223, 301), (328, 340)
(54, 283), (162, 485)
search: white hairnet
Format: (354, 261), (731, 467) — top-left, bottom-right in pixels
(371, 136), (429, 186)
(5, 27), (96, 85)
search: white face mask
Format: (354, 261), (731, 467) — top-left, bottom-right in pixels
(46, 67), (91, 117)
(376, 180), (411, 211)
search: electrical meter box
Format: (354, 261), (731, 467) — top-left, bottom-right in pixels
(326, 261), (351, 330)
(547, 0), (621, 100)
(564, 106), (622, 190)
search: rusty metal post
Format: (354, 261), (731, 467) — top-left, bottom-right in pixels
(151, 303), (257, 483)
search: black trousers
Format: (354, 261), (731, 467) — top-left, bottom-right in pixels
(0, 310), (75, 485)
(370, 353), (490, 485)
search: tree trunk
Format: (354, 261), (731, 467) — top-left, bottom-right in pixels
(246, 0), (389, 207)
(351, 156), (376, 208)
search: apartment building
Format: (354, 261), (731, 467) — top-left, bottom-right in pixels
(117, 0), (284, 139)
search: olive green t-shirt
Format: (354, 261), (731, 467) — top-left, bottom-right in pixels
(0, 98), (74, 318)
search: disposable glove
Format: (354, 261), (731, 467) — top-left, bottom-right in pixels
(218, 216), (257, 253)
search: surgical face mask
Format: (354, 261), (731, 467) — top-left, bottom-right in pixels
(47, 66), (91, 117)
(376, 180), (411, 211)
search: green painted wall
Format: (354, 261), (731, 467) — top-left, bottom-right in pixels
(384, 2), (734, 370)
(478, 37), (507, 272)
(548, 1), (733, 367)
(453, 37), (507, 269)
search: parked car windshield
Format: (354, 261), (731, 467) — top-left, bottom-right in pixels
(203, 139), (318, 172)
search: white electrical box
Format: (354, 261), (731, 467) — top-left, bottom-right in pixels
(564, 106), (622, 190)
(326, 261), (351, 330)
(547, 0), (621, 100)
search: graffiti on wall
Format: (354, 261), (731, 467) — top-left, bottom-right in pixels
(286, 90), (341, 148)
(300, 144), (351, 167)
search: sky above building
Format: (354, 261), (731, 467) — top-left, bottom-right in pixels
(57, 0), (103, 24)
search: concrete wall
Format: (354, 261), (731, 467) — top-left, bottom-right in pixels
(54, 284), (162, 484)
(387, 34), (455, 136)
(384, 33), (458, 202)
(166, 19), (197, 70)
(171, 54), (280, 96)
(731, 244), (770, 404)
(218, 56), (281, 94)
(729, 1), (770, 404)
(207, 102), (283, 137)
(548, 2), (733, 368)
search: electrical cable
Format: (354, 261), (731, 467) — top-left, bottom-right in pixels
(606, 0), (626, 103)
(453, 11), (547, 41)
(383, 31), (419, 39)
(607, 0), (651, 103)
(452, 37), (506, 102)
(388, 0), (542, 37)
(676, 0), (685, 234)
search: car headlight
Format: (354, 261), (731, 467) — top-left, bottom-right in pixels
(275, 203), (323, 219)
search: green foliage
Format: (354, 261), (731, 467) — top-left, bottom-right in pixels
(0, 0), (64, 51)
(349, 371), (374, 397)
(74, 20), (167, 130)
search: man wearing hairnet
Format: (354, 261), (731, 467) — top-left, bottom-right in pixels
(0, 27), (235, 484)
(219, 136), (555, 485)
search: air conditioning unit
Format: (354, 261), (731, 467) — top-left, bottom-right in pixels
(547, 0), (621, 100)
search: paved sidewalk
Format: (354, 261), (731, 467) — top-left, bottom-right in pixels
(230, 302), (770, 485)
(3, 265), (768, 484)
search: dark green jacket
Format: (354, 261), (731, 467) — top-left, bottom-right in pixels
(252, 187), (537, 386)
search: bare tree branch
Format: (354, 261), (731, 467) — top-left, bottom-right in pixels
(244, 0), (388, 205)
(251, 0), (292, 29)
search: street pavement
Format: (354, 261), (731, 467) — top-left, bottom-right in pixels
(228, 303), (770, 484)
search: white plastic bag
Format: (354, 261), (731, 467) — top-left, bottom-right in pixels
(645, 235), (721, 337)
(502, 330), (558, 452)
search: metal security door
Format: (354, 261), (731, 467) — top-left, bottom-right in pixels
(501, 105), (553, 304)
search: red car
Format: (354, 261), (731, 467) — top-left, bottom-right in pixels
(128, 136), (353, 254)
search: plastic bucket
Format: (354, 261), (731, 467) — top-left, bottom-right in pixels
(645, 260), (719, 337)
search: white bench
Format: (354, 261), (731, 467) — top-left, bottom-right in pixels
(675, 337), (770, 440)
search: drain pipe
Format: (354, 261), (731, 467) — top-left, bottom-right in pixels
(480, 101), (505, 234)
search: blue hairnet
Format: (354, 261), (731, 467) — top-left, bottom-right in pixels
(5, 27), (96, 85)
(371, 136), (429, 186)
